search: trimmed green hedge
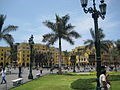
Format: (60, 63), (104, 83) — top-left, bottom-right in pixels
(71, 75), (120, 90)
(71, 78), (95, 90)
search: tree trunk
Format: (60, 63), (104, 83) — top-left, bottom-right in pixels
(58, 37), (62, 74)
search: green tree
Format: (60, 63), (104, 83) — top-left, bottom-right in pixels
(84, 28), (113, 54)
(42, 14), (81, 74)
(109, 47), (119, 71)
(0, 14), (18, 67)
(109, 40), (120, 71)
(0, 14), (18, 46)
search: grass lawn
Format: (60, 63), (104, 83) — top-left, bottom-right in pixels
(11, 73), (120, 90)
(11, 74), (96, 90)
(110, 81), (120, 90)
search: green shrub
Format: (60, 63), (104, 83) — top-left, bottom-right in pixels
(108, 75), (120, 81)
(64, 73), (94, 76)
(71, 78), (96, 90)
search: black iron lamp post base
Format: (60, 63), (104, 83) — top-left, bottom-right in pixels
(28, 73), (33, 79)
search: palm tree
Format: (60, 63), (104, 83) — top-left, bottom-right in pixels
(0, 14), (18, 67)
(42, 14), (81, 74)
(0, 14), (18, 46)
(110, 40), (120, 71)
(84, 28), (113, 54)
(109, 46), (119, 71)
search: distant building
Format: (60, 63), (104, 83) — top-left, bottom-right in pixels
(0, 43), (120, 67)
(0, 47), (11, 67)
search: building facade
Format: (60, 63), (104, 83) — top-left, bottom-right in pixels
(0, 47), (11, 67)
(0, 43), (119, 67)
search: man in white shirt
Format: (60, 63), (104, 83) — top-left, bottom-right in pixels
(1, 68), (7, 84)
(99, 70), (109, 90)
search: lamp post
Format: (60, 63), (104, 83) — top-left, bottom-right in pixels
(28, 35), (34, 79)
(80, 0), (107, 90)
(4, 52), (6, 68)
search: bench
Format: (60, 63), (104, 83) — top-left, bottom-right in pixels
(12, 78), (23, 86)
(36, 73), (40, 78)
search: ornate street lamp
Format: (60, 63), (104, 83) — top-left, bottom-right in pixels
(28, 35), (34, 79)
(80, 0), (107, 90)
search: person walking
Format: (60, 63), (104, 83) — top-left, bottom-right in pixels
(18, 66), (22, 78)
(99, 70), (110, 90)
(1, 68), (7, 84)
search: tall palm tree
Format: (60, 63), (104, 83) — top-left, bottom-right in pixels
(0, 14), (18, 67)
(84, 28), (113, 53)
(42, 14), (81, 74)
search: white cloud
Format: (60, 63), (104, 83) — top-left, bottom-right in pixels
(74, 17), (93, 32)
(34, 34), (43, 44)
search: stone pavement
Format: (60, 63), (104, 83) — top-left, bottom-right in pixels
(0, 68), (58, 90)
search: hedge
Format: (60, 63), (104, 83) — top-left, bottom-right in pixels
(71, 75), (120, 90)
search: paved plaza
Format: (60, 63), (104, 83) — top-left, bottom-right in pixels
(0, 67), (81, 90)
(0, 68), (59, 90)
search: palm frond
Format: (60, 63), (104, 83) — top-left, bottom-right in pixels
(90, 28), (95, 41)
(2, 25), (18, 34)
(68, 31), (81, 38)
(47, 35), (58, 45)
(101, 40), (113, 53)
(42, 33), (58, 46)
(43, 21), (57, 32)
(98, 28), (105, 40)
(115, 40), (120, 48)
(0, 14), (6, 31)
(62, 36), (74, 45)
(55, 14), (61, 23)
(3, 34), (14, 46)
(84, 39), (94, 45)
(62, 14), (70, 25)
(84, 39), (94, 51)
(42, 33), (55, 42)
(65, 24), (75, 31)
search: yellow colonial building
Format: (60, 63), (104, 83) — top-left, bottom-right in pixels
(0, 47), (11, 67)
(1, 43), (119, 67)
(17, 42), (60, 67)
(71, 46), (89, 66)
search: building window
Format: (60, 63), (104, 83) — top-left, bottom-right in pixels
(84, 58), (86, 61)
(1, 58), (3, 60)
(1, 53), (3, 56)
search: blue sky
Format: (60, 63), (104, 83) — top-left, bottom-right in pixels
(0, 0), (120, 51)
